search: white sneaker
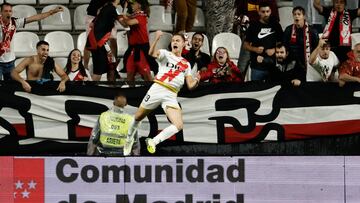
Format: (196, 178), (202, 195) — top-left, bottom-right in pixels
(145, 138), (156, 154)
(123, 137), (134, 156)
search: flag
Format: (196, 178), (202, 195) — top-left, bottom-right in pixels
(0, 156), (14, 203)
(14, 158), (44, 203)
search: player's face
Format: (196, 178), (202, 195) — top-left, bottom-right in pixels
(275, 46), (288, 62)
(1, 5), (13, 21)
(259, 6), (271, 23)
(319, 46), (331, 59)
(191, 34), (204, 51)
(171, 35), (185, 53)
(333, 0), (346, 12)
(353, 44), (360, 62)
(37, 45), (49, 61)
(215, 48), (228, 64)
(71, 50), (81, 65)
(293, 10), (305, 26)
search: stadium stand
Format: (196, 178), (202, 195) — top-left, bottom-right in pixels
(212, 32), (241, 61)
(278, 6), (293, 30)
(39, 0), (70, 4)
(149, 31), (172, 50)
(12, 5), (39, 31)
(44, 31), (74, 57)
(116, 31), (129, 57)
(148, 5), (173, 32)
(41, 5), (72, 31)
(11, 32), (39, 57)
(74, 4), (88, 31)
(6, 0), (36, 4)
(76, 31), (87, 55)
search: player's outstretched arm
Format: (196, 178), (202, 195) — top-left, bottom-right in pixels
(149, 30), (163, 58)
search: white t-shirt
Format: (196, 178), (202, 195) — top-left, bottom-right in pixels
(154, 49), (192, 92)
(67, 69), (92, 81)
(0, 17), (25, 63)
(307, 51), (339, 81)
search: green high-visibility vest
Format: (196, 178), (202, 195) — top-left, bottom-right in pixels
(99, 111), (133, 148)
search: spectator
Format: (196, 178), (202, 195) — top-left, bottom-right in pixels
(338, 42), (360, 86)
(233, 0), (279, 74)
(0, 3), (63, 80)
(313, 0), (360, 63)
(118, 0), (153, 86)
(87, 92), (140, 156)
(283, 6), (319, 70)
(175, 0), (197, 33)
(200, 47), (242, 83)
(11, 40), (69, 93)
(83, 0), (118, 70)
(86, 0), (122, 82)
(65, 49), (92, 81)
(182, 32), (211, 76)
(309, 38), (340, 82)
(270, 42), (305, 86)
(243, 2), (283, 81)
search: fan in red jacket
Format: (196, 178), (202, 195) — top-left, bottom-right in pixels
(200, 47), (243, 83)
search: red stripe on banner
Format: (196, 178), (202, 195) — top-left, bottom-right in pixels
(283, 120), (360, 139)
(14, 158), (44, 203)
(0, 157), (14, 203)
(75, 125), (92, 138)
(225, 120), (360, 142)
(12, 124), (27, 137)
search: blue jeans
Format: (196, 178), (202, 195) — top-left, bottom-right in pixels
(0, 60), (15, 80)
(250, 68), (269, 81)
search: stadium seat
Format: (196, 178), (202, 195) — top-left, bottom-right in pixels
(196, 0), (202, 6)
(11, 32), (39, 57)
(12, 5), (39, 31)
(77, 32), (87, 55)
(351, 33), (360, 49)
(14, 58), (28, 79)
(116, 31), (129, 57)
(149, 5), (173, 31)
(54, 57), (68, 69)
(279, 6), (293, 30)
(0, 0), (3, 4)
(6, 0), (36, 4)
(187, 32), (210, 55)
(149, 31), (172, 50)
(148, 0), (160, 4)
(212, 32), (241, 60)
(41, 5), (72, 31)
(193, 7), (205, 30)
(72, 0), (91, 4)
(39, 0), (69, 4)
(44, 31), (74, 57)
(348, 0), (360, 31)
(74, 4), (88, 30)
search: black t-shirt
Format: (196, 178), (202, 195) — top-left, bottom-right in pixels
(283, 24), (319, 68)
(245, 20), (283, 70)
(87, 0), (109, 16)
(183, 49), (211, 71)
(321, 7), (358, 47)
(93, 4), (118, 41)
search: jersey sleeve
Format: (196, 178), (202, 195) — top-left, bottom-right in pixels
(15, 17), (25, 28)
(185, 61), (192, 77)
(157, 49), (167, 62)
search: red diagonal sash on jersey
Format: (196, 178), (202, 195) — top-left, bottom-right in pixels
(158, 59), (188, 82)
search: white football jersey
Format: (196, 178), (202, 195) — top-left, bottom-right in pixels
(154, 49), (192, 92)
